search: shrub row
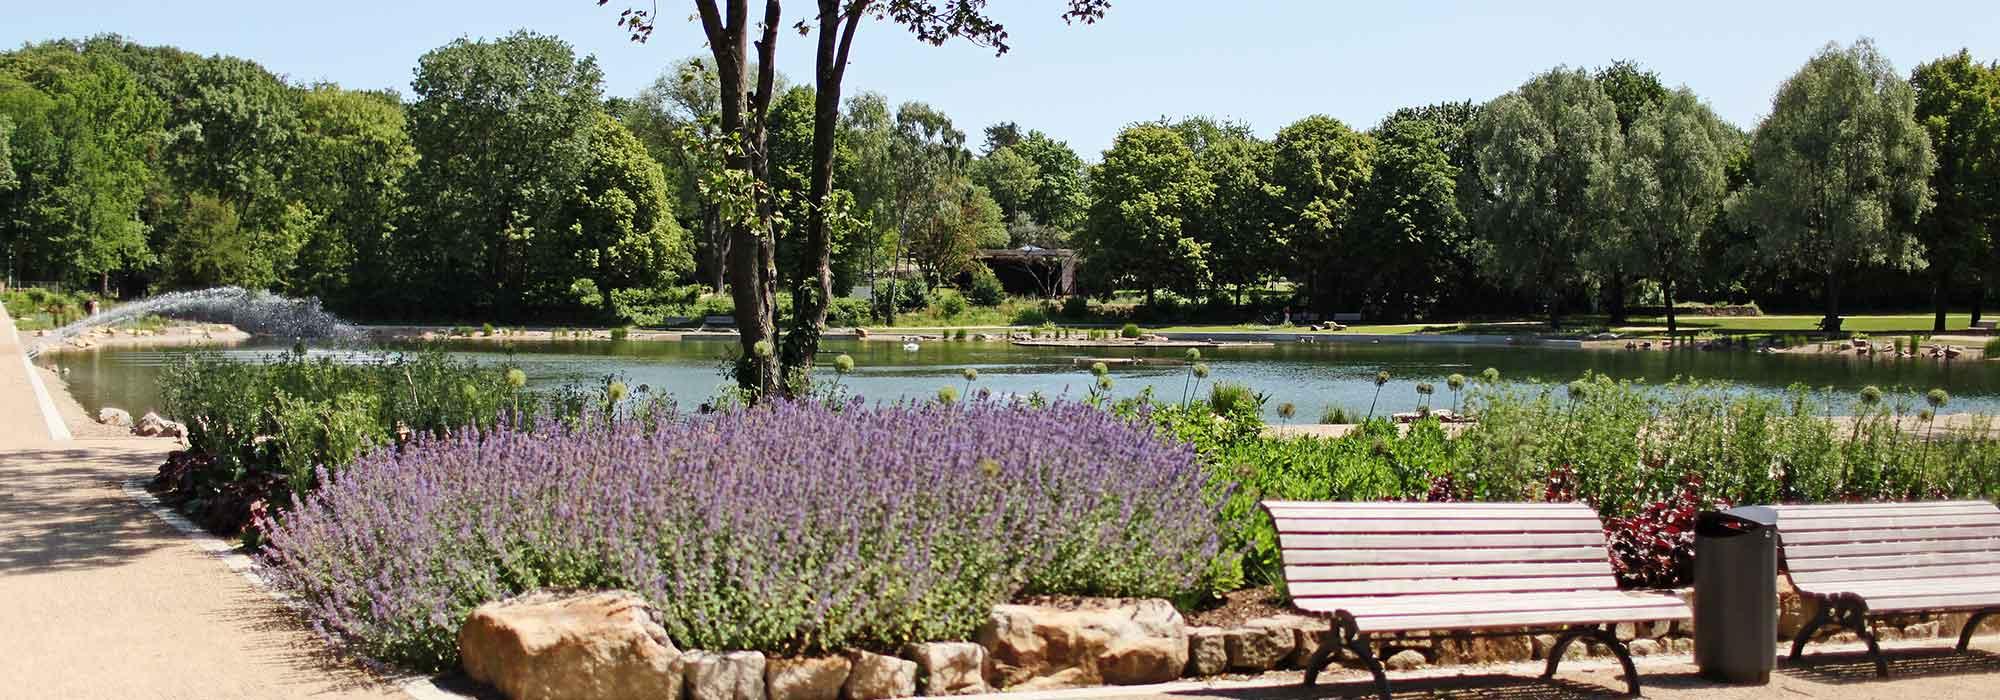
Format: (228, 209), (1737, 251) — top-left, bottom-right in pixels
(259, 400), (1224, 671)
(1205, 375), (2000, 589)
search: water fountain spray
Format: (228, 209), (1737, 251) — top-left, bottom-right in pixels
(26, 287), (363, 357)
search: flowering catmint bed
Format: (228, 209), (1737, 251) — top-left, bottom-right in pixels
(259, 400), (1222, 671)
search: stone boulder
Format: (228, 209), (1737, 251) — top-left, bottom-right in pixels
(1185, 627), (1228, 676)
(133, 411), (186, 438)
(458, 590), (682, 700)
(97, 407), (132, 427)
(845, 651), (917, 700)
(976, 599), (1187, 689)
(905, 642), (986, 695)
(765, 656), (850, 700)
(686, 651), (767, 700)
(1223, 625), (1293, 672)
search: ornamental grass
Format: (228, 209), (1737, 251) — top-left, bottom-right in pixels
(260, 399), (1222, 671)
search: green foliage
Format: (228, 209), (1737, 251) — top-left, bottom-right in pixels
(932, 288), (968, 317)
(1731, 39), (1936, 325)
(1272, 115), (1374, 308)
(1318, 405), (1354, 424)
(1120, 322), (1141, 339)
(1614, 87), (1738, 333)
(1469, 67), (1622, 323)
(1079, 124), (1213, 300)
(966, 266), (1005, 307)
(1910, 50), (2000, 329)
(402, 31), (605, 318)
(1206, 381), (1262, 416)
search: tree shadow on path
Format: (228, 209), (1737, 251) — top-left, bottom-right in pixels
(0, 444), (175, 574)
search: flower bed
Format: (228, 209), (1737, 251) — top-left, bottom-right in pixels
(259, 400), (1224, 671)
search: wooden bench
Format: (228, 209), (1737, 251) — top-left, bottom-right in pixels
(1773, 500), (2000, 676)
(1264, 501), (1690, 698)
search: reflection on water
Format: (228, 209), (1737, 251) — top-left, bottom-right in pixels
(38, 335), (2000, 420)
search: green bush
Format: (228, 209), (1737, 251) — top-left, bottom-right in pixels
(933, 289), (968, 318)
(1207, 382), (1261, 416)
(1061, 295), (1090, 318)
(967, 268), (1005, 307)
(827, 297), (872, 327)
(609, 326), (632, 341)
(1121, 323), (1141, 339)
(1319, 405), (1354, 424)
(1012, 304), (1050, 326)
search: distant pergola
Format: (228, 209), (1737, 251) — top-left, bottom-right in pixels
(974, 246), (1077, 297)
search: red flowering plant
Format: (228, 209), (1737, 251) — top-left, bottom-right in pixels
(1601, 473), (1719, 589)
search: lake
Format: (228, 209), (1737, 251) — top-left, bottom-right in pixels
(37, 335), (2000, 420)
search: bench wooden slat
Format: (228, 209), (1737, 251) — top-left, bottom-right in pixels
(1271, 518), (1605, 534)
(1281, 545), (1611, 565)
(1278, 532), (1605, 550)
(1823, 590), (2000, 613)
(1352, 605), (1688, 634)
(1791, 562), (2000, 586)
(1284, 560), (1614, 582)
(1295, 590), (1682, 617)
(1784, 550), (2000, 573)
(1265, 501), (1597, 511)
(1783, 537), (2000, 560)
(1778, 526), (2000, 545)
(1776, 513), (2000, 531)
(1773, 501), (1995, 517)
(1266, 506), (1602, 520)
(1806, 574), (2000, 598)
(1289, 575), (1614, 598)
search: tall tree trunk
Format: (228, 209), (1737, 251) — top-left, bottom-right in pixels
(1933, 263), (1951, 333)
(1973, 270), (1986, 327)
(1664, 278), (1677, 335)
(1605, 271), (1627, 324)
(1823, 266), (1844, 333)
(778, 0), (868, 392)
(699, 0), (782, 396)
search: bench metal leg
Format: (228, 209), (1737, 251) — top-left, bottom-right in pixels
(1322, 616), (1390, 700)
(1541, 625), (1640, 697)
(1960, 609), (1999, 653)
(1790, 602), (1832, 661)
(1795, 598), (1887, 677)
(1301, 628), (1340, 687)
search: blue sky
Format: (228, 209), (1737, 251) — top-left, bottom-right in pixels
(8, 1), (1999, 158)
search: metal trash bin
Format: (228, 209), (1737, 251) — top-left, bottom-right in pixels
(1694, 505), (1778, 683)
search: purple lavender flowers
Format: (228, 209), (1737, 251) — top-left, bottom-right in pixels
(259, 400), (1222, 671)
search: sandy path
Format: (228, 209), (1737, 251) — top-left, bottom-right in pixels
(1012, 640), (2000, 700)
(0, 304), (402, 699)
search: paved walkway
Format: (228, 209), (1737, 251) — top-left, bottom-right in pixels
(0, 303), (399, 699)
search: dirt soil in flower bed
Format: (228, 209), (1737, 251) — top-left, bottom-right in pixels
(1180, 587), (1294, 628)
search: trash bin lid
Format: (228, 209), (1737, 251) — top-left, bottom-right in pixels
(1697, 505), (1777, 536)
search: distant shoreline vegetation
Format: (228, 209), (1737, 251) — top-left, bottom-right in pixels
(2, 36), (1994, 336)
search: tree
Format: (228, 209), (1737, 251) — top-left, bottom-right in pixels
(886, 101), (966, 317)
(403, 31), (604, 318)
(1592, 60), (1667, 322)
(1078, 124), (1212, 303)
(1732, 40), (1935, 332)
(611, 0), (1108, 397)
(982, 121), (1022, 154)
(1911, 50), (2000, 331)
(835, 91), (898, 297)
(1271, 114), (1374, 311)
(969, 145), (1037, 223)
(1011, 130), (1089, 232)
(908, 174), (1002, 286)
(1468, 67), (1623, 328)
(568, 111), (692, 317)
(1176, 118), (1280, 302)
(1614, 88), (1736, 333)
(1352, 111), (1467, 318)
(0, 116), (16, 193)
(287, 86), (415, 310)
(620, 56), (757, 292)
(0, 45), (160, 292)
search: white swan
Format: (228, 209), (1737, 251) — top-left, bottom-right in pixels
(902, 341), (921, 352)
